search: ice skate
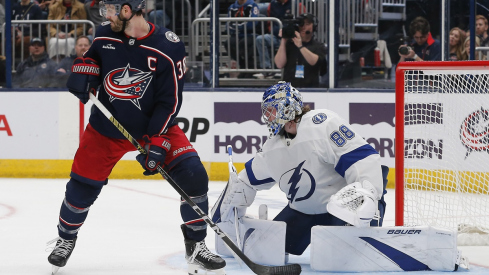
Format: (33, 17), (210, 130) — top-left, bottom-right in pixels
(181, 225), (226, 275)
(47, 236), (77, 274)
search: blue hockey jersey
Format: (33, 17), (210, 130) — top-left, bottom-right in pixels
(83, 22), (186, 139)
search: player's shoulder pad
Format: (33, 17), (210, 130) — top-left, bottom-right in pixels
(93, 23), (116, 39)
(152, 27), (185, 56)
(302, 109), (339, 126)
(163, 29), (181, 44)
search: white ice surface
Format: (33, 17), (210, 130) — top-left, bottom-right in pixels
(0, 178), (488, 275)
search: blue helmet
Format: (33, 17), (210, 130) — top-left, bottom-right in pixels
(100, 0), (145, 16)
(261, 81), (303, 137)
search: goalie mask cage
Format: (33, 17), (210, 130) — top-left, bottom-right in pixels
(395, 61), (489, 245)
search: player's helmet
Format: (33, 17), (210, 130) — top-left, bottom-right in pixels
(99, 0), (145, 17)
(261, 81), (303, 137)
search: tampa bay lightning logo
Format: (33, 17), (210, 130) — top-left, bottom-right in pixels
(279, 160), (316, 203)
(312, 113), (327, 124)
(460, 107), (489, 158)
(103, 64), (153, 109)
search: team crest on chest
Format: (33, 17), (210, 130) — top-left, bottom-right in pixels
(280, 160), (316, 203)
(103, 64), (153, 109)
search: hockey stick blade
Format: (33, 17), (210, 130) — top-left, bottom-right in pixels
(251, 263), (302, 275)
(89, 94), (302, 275)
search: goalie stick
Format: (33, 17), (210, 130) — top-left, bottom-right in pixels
(227, 146), (243, 251)
(88, 93), (302, 275)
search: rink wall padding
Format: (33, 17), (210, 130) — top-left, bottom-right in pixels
(0, 159), (247, 182)
(3, 90), (402, 186)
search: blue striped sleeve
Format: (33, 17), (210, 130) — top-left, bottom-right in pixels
(245, 158), (275, 186)
(335, 144), (379, 177)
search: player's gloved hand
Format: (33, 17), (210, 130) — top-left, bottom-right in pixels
(220, 173), (257, 222)
(66, 57), (100, 104)
(327, 180), (379, 227)
(136, 135), (171, 176)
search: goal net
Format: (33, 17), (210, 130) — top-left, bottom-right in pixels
(395, 61), (489, 245)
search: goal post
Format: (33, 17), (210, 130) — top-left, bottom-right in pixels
(395, 61), (489, 245)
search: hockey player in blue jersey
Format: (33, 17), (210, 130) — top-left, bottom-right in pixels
(47, 0), (225, 274)
(214, 82), (388, 256)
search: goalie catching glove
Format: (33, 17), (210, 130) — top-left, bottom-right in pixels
(66, 57), (100, 104)
(136, 135), (171, 176)
(327, 180), (379, 227)
(219, 171), (257, 222)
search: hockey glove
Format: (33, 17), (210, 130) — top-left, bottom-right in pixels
(66, 57), (100, 104)
(136, 135), (171, 176)
(327, 180), (379, 227)
(220, 175), (257, 222)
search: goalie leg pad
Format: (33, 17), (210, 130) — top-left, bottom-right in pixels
(214, 217), (287, 266)
(310, 225), (461, 272)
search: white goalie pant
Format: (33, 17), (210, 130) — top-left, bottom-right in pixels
(215, 217), (287, 266)
(310, 225), (468, 272)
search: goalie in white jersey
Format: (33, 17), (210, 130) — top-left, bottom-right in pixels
(213, 81), (388, 256)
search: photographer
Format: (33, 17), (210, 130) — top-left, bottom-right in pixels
(399, 16), (441, 62)
(274, 13), (327, 88)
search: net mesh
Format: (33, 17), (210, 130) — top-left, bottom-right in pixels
(402, 69), (489, 240)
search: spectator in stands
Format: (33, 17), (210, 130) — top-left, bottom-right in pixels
(56, 35), (91, 74)
(13, 38), (57, 88)
(37, 0), (54, 19)
(84, 0), (104, 41)
(255, 0), (291, 79)
(398, 16), (441, 62)
(144, 0), (170, 28)
(475, 15), (489, 47)
(47, 0), (87, 59)
(0, 3), (4, 47)
(462, 36), (486, 60)
(226, 0), (260, 78)
(274, 13), (327, 88)
(0, 55), (5, 87)
(12, 0), (44, 59)
(0, 3), (5, 28)
(448, 27), (466, 61)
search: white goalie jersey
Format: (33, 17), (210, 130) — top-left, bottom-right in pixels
(238, 109), (383, 215)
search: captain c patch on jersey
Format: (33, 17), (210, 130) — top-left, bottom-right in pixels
(103, 64), (153, 109)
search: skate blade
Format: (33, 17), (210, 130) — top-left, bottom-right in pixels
(188, 263), (226, 275)
(51, 265), (60, 275)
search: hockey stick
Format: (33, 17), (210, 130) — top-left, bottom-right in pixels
(89, 93), (302, 275)
(227, 146), (243, 251)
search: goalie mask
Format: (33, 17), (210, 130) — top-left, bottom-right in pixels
(99, 0), (145, 17)
(262, 81), (303, 137)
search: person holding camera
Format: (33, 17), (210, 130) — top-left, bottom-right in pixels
(274, 13), (327, 88)
(398, 16), (441, 62)
(254, 0), (291, 79)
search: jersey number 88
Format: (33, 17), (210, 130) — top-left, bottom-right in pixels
(330, 125), (355, 147)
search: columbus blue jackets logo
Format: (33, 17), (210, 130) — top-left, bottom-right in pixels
(280, 160), (316, 203)
(103, 64), (152, 109)
(460, 107), (489, 158)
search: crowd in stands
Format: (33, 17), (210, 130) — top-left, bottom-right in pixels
(5, 0), (489, 89)
(5, 0), (178, 88)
